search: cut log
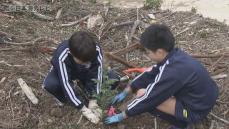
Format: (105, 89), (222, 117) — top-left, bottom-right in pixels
(17, 78), (39, 104)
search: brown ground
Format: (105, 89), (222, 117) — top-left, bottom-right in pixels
(0, 0), (229, 129)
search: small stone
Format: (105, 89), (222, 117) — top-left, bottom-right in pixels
(47, 118), (53, 123)
(148, 14), (156, 19)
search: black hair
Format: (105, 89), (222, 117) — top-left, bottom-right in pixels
(140, 24), (175, 52)
(69, 31), (97, 62)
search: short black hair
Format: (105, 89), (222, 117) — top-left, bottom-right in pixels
(69, 31), (97, 62)
(140, 24), (175, 52)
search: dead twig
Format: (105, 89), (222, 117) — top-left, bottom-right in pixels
(210, 56), (224, 71)
(209, 120), (215, 129)
(0, 77), (6, 83)
(33, 11), (54, 21)
(17, 78), (39, 104)
(126, 20), (141, 61)
(3, 37), (58, 46)
(216, 100), (229, 104)
(0, 12), (14, 18)
(175, 27), (191, 37)
(127, 20), (141, 46)
(8, 88), (15, 125)
(60, 14), (91, 27)
(0, 48), (14, 51)
(0, 60), (23, 67)
(210, 112), (229, 124)
(133, 36), (140, 41)
(77, 115), (83, 125)
(191, 54), (229, 58)
(109, 21), (134, 29)
(212, 74), (227, 80)
(211, 67), (228, 76)
(55, 8), (63, 20)
(154, 117), (157, 129)
(105, 52), (137, 68)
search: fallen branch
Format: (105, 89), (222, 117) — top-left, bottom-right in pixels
(126, 20), (141, 61)
(0, 77), (6, 83)
(133, 36), (140, 41)
(112, 43), (142, 55)
(211, 67), (228, 76)
(210, 56), (224, 71)
(55, 8), (63, 20)
(3, 37), (58, 46)
(209, 120), (215, 129)
(105, 52), (137, 68)
(175, 27), (191, 37)
(210, 112), (229, 124)
(77, 115), (83, 125)
(154, 117), (157, 129)
(33, 11), (54, 21)
(0, 48), (14, 51)
(60, 14), (91, 27)
(109, 21), (134, 29)
(191, 54), (229, 58)
(127, 20), (141, 46)
(17, 78), (39, 104)
(0, 60), (23, 67)
(212, 74), (227, 80)
(216, 100), (229, 104)
(0, 12), (14, 18)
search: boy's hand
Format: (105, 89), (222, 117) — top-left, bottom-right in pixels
(136, 88), (146, 97)
(104, 112), (126, 124)
(88, 100), (102, 118)
(111, 91), (128, 105)
(80, 106), (100, 124)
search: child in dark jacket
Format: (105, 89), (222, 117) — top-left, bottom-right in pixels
(105, 24), (218, 129)
(43, 31), (103, 124)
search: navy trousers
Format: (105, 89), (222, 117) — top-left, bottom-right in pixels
(43, 67), (121, 104)
(43, 67), (68, 103)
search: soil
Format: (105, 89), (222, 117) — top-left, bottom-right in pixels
(0, 0), (228, 129)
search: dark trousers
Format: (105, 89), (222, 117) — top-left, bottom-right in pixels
(43, 67), (68, 103)
(42, 68), (121, 104)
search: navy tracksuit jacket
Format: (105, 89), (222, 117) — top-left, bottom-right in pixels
(126, 48), (218, 122)
(49, 40), (103, 108)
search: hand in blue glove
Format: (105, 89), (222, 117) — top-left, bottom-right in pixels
(104, 113), (126, 124)
(111, 91), (128, 105)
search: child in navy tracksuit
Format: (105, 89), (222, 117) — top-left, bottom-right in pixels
(43, 31), (103, 124)
(105, 24), (219, 129)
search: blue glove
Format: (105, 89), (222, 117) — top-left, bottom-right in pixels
(111, 91), (128, 104)
(104, 113), (125, 124)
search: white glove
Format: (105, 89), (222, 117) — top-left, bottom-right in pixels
(88, 100), (103, 118)
(80, 106), (100, 124)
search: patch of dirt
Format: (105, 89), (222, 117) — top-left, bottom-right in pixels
(0, 0), (228, 129)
